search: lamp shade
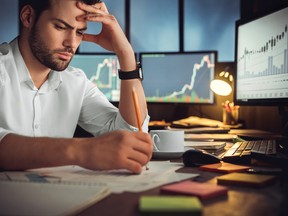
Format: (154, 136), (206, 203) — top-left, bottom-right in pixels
(210, 71), (233, 96)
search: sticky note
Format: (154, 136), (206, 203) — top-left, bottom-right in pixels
(200, 162), (251, 173)
(139, 195), (202, 215)
(217, 172), (276, 187)
(161, 180), (228, 200)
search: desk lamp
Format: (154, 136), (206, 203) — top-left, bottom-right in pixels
(210, 69), (233, 96)
(210, 68), (239, 125)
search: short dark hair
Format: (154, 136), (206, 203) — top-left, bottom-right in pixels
(19, 0), (101, 21)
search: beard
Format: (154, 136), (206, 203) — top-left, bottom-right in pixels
(28, 25), (74, 71)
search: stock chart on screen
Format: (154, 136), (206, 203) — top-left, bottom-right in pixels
(140, 52), (216, 104)
(236, 6), (288, 102)
(70, 54), (120, 102)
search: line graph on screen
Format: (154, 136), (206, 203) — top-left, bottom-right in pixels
(142, 53), (215, 104)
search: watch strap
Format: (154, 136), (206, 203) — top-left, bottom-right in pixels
(118, 63), (143, 80)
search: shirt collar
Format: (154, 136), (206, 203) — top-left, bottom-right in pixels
(10, 37), (63, 92)
(11, 38), (31, 84)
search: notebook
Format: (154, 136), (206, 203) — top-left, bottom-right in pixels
(0, 180), (110, 216)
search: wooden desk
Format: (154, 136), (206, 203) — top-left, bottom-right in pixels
(77, 165), (288, 216)
(77, 130), (288, 215)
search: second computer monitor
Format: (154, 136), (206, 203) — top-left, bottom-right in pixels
(140, 52), (216, 104)
(235, 6), (288, 105)
(70, 54), (120, 102)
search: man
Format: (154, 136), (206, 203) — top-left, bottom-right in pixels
(0, 0), (152, 174)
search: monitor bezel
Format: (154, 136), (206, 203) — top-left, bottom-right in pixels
(139, 51), (218, 105)
(234, 5), (288, 106)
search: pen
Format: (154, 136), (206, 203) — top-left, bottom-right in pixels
(132, 87), (149, 170)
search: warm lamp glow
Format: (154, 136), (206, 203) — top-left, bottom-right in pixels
(210, 79), (232, 96)
(210, 70), (233, 96)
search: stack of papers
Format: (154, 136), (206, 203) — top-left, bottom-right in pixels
(0, 180), (110, 216)
(1, 161), (199, 215)
(171, 116), (224, 128)
(185, 141), (226, 152)
(168, 126), (230, 134)
(3, 161), (199, 194)
(185, 133), (238, 141)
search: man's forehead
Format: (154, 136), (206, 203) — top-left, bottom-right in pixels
(49, 0), (84, 14)
(46, 0), (87, 28)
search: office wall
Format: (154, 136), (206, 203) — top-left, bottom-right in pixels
(0, 0), (18, 43)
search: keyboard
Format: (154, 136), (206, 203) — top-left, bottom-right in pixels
(222, 139), (288, 167)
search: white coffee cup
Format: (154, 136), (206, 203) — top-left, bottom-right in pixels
(150, 130), (184, 152)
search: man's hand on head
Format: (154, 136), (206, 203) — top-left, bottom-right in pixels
(75, 1), (132, 55)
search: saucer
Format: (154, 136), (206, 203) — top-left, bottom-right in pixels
(152, 151), (184, 159)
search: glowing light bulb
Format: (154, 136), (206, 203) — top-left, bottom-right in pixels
(210, 79), (232, 96)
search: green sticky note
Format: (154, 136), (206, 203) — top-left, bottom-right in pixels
(139, 195), (202, 216)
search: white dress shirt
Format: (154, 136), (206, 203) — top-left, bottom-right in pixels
(0, 38), (149, 141)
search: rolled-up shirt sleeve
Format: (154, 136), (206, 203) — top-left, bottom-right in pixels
(112, 112), (150, 133)
(77, 80), (150, 136)
(0, 128), (12, 142)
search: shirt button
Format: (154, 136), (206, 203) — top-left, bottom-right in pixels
(34, 124), (39, 129)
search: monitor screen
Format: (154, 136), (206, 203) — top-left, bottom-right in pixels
(70, 54), (120, 102)
(140, 52), (216, 104)
(235, 6), (288, 105)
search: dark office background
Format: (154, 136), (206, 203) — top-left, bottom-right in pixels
(0, 0), (239, 62)
(0, 0), (287, 134)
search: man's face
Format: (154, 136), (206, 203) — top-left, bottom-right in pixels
(29, 0), (87, 71)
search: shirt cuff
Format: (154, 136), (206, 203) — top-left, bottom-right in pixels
(116, 112), (150, 133)
(0, 128), (12, 142)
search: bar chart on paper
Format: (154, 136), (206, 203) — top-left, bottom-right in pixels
(236, 7), (288, 100)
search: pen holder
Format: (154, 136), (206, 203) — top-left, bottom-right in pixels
(222, 107), (239, 125)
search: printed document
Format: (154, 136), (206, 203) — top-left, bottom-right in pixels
(4, 161), (198, 193)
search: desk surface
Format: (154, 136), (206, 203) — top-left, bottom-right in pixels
(77, 164), (288, 216)
(74, 128), (287, 215)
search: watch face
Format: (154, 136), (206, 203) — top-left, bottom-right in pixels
(139, 68), (143, 80)
(137, 62), (143, 80)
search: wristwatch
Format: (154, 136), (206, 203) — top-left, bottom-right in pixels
(118, 62), (143, 81)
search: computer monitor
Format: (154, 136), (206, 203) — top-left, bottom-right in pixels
(235, 6), (288, 106)
(69, 54), (120, 102)
(140, 52), (216, 104)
